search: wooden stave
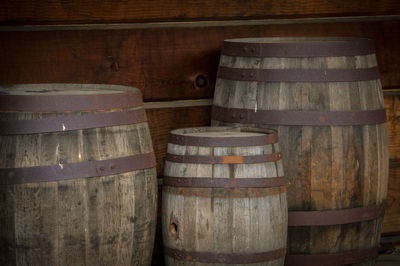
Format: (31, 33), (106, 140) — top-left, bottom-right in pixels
(162, 127), (288, 266)
(0, 86), (157, 266)
(211, 38), (389, 265)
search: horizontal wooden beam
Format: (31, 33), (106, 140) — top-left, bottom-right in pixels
(144, 99), (213, 109)
(1, 0), (400, 25)
(0, 15), (399, 32)
(1, 20), (400, 101)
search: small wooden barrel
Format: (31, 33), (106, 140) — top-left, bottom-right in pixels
(0, 84), (157, 266)
(162, 126), (287, 266)
(212, 37), (389, 265)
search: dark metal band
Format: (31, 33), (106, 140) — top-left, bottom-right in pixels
(163, 185), (286, 198)
(169, 130), (278, 147)
(0, 152), (156, 185)
(218, 66), (379, 82)
(166, 152), (281, 164)
(0, 90), (143, 112)
(222, 39), (375, 58)
(212, 106), (387, 126)
(164, 246), (286, 264)
(163, 176), (285, 188)
(0, 109), (147, 135)
(288, 203), (385, 226)
(285, 246), (379, 266)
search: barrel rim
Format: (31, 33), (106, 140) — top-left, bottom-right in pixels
(0, 83), (143, 112)
(221, 37), (375, 57)
(223, 37), (373, 43)
(169, 126), (279, 147)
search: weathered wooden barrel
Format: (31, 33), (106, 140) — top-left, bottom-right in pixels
(162, 126), (288, 265)
(0, 84), (157, 266)
(212, 37), (389, 265)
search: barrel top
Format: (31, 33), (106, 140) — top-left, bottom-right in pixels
(0, 84), (143, 112)
(0, 84), (138, 95)
(224, 37), (372, 44)
(222, 37), (375, 57)
(169, 127), (278, 147)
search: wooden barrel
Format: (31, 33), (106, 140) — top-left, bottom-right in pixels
(162, 126), (287, 265)
(212, 37), (389, 265)
(0, 84), (157, 266)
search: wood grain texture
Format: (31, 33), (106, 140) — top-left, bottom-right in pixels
(385, 95), (400, 160)
(1, 20), (400, 101)
(162, 127), (287, 266)
(0, 0), (400, 25)
(0, 85), (157, 266)
(382, 168), (400, 234)
(212, 38), (389, 263)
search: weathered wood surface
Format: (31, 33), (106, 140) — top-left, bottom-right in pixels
(0, 0), (399, 25)
(0, 85), (157, 266)
(212, 38), (389, 264)
(162, 127), (287, 265)
(382, 167), (400, 234)
(385, 95), (400, 161)
(1, 20), (400, 101)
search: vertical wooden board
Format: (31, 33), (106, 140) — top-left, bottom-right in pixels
(115, 174), (135, 266)
(0, 136), (16, 265)
(133, 122), (157, 265)
(131, 169), (157, 265)
(38, 182), (58, 266)
(12, 134), (41, 265)
(385, 95), (400, 160)
(56, 180), (86, 266)
(382, 167), (400, 234)
(0, 185), (16, 266)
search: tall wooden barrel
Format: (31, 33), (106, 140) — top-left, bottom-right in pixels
(162, 126), (287, 265)
(212, 37), (389, 265)
(0, 84), (157, 266)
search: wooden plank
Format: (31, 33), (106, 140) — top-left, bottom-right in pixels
(382, 167), (400, 234)
(1, 0), (400, 25)
(1, 20), (400, 101)
(385, 95), (400, 160)
(2, 15), (400, 32)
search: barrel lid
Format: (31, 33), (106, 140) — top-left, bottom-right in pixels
(222, 37), (375, 57)
(0, 84), (143, 111)
(169, 126), (278, 147)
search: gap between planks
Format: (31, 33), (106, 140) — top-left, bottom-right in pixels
(1, 15), (400, 32)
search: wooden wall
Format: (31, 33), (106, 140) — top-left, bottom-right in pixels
(1, 1), (400, 264)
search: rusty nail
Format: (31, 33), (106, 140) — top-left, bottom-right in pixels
(99, 166), (105, 171)
(110, 165), (116, 170)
